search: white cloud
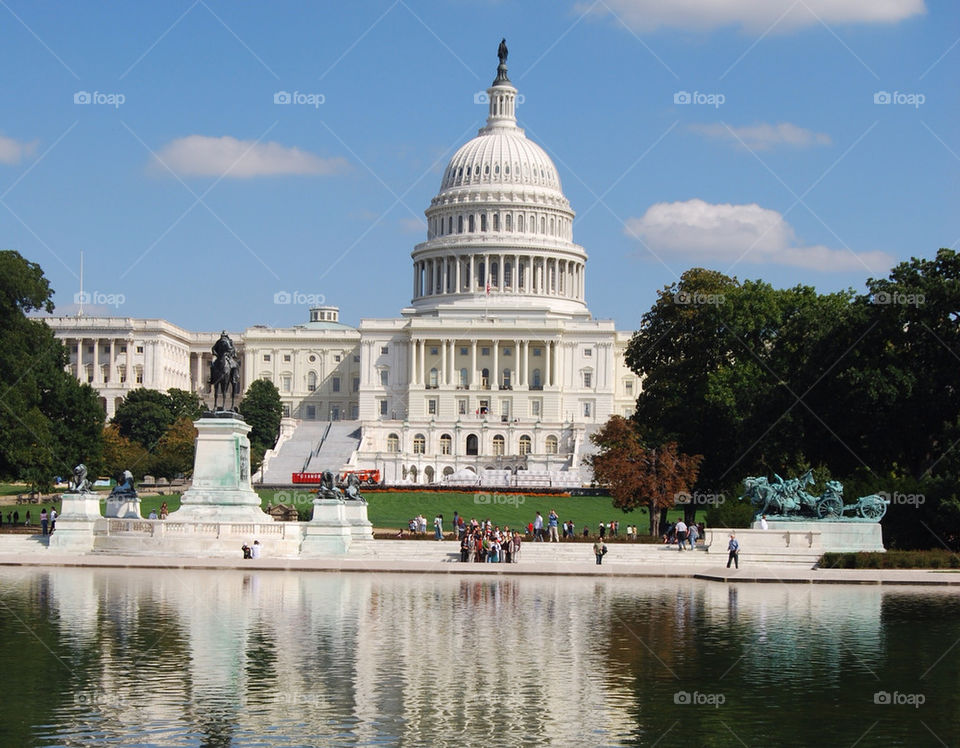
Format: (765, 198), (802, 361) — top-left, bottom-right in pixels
(151, 135), (348, 178)
(689, 122), (832, 150)
(0, 134), (38, 164)
(625, 198), (894, 272)
(585, 0), (925, 33)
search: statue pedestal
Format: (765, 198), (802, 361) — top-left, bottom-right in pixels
(343, 501), (374, 542)
(105, 497), (141, 520)
(167, 415), (272, 524)
(753, 520), (885, 553)
(299, 499), (353, 556)
(49, 492), (104, 553)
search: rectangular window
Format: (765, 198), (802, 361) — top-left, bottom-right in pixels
(282, 404), (291, 417)
(583, 372), (592, 388)
(332, 377), (341, 392)
(136, 346), (144, 354)
(379, 400), (388, 416)
(263, 354), (271, 362)
(119, 371), (127, 384)
(428, 399), (437, 415)
(430, 347), (438, 356)
(625, 380), (633, 393)
(352, 377), (359, 392)
(87, 345), (94, 354)
(504, 348), (511, 356)
(583, 402), (592, 417)
(306, 405), (316, 419)
(282, 376), (291, 392)
(283, 354), (291, 362)
(335, 355), (341, 363)
(533, 347), (542, 357)
(119, 345), (127, 353)
(135, 369), (143, 384)
(584, 348), (593, 357)
(531, 400), (541, 417)
(481, 347), (490, 356)
(458, 398), (467, 415)
(379, 370), (388, 386)
(460, 347), (468, 356)
(381, 346), (389, 355)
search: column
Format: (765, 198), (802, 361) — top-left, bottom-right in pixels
(471, 340), (477, 387)
(514, 254), (520, 293)
(92, 338), (100, 384)
(440, 339), (447, 386)
(443, 256), (449, 294)
(498, 253), (505, 292)
(449, 339), (456, 385)
(408, 339), (415, 384)
(124, 339), (131, 386)
(413, 263), (419, 298)
(455, 256), (461, 293)
(545, 341), (552, 387)
(520, 341), (527, 386)
(470, 255), (476, 292)
(492, 341), (498, 389)
(419, 339), (426, 386)
(109, 339), (115, 384)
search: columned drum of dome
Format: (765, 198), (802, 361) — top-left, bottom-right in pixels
(410, 47), (588, 318)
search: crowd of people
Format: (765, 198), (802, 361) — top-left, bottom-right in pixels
(0, 508), (57, 534)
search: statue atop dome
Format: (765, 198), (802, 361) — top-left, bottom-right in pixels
(494, 38), (510, 84)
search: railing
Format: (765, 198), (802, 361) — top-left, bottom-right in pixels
(106, 518), (301, 540)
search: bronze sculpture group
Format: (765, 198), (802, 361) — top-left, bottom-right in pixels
(743, 470), (888, 521)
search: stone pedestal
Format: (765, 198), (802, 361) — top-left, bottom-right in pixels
(167, 414), (272, 523)
(105, 497), (141, 520)
(343, 500), (374, 542)
(753, 520), (885, 553)
(299, 499), (353, 556)
(49, 491), (104, 552)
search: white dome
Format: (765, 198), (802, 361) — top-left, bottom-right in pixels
(440, 129), (563, 195)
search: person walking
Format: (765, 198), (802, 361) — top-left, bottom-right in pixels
(49, 507), (57, 533)
(533, 512), (544, 541)
(593, 538), (607, 565)
(727, 533), (740, 569)
(40, 508), (48, 535)
(687, 522), (699, 550)
(434, 514), (444, 540)
(675, 519), (687, 551)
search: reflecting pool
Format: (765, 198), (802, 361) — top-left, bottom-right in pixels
(0, 568), (956, 746)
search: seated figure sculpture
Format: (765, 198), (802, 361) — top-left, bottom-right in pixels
(343, 473), (366, 502)
(109, 470), (137, 499)
(68, 464), (93, 494)
(317, 471), (344, 501)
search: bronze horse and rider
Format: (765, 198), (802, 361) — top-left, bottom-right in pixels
(209, 331), (241, 411)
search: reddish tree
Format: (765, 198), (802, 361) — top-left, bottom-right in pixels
(589, 416), (702, 536)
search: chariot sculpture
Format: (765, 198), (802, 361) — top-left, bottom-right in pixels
(742, 470), (888, 521)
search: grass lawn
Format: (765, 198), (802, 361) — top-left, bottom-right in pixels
(0, 485), (703, 538)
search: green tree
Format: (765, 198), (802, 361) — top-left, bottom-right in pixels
(102, 423), (149, 481)
(112, 388), (175, 449)
(0, 251), (105, 489)
(167, 388), (203, 421)
(149, 416), (198, 479)
(239, 379), (282, 471)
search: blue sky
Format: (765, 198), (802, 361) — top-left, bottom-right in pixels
(2, 0), (956, 332)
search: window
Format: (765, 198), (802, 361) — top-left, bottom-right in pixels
(263, 354), (271, 362)
(428, 399), (437, 415)
(307, 371), (317, 392)
(493, 435), (505, 456)
(440, 434), (452, 455)
(584, 348), (593, 357)
(533, 347), (542, 357)
(503, 348), (511, 356)
(379, 370), (388, 387)
(332, 377), (341, 392)
(459, 368), (468, 387)
(119, 345), (127, 353)
(624, 380), (633, 394)
(334, 355), (341, 363)
(119, 370), (127, 384)
(460, 347), (468, 356)
(352, 377), (359, 392)
(135, 367), (143, 384)
(466, 434), (479, 456)
(309, 355), (316, 362)
(583, 372), (592, 388)
(381, 346), (389, 355)
(283, 354), (291, 362)
(531, 400), (541, 417)
(519, 435), (531, 456)
(546, 435), (558, 454)
(282, 404), (291, 417)
(481, 347), (490, 356)
(532, 369), (542, 389)
(583, 402), (592, 417)
(458, 398), (467, 415)
(282, 376), (291, 392)
(502, 369), (511, 388)
(429, 368), (438, 387)
(430, 347), (438, 356)
(379, 400), (388, 416)
(353, 355), (360, 363)
(413, 434), (426, 454)
(306, 405), (316, 419)
(136, 346), (144, 354)
(481, 368), (490, 388)
(387, 433), (399, 452)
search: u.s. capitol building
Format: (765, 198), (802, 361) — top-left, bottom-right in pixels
(44, 48), (640, 487)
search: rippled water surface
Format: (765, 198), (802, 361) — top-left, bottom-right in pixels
(0, 568), (957, 746)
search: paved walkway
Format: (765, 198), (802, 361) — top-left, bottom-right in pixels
(0, 552), (957, 585)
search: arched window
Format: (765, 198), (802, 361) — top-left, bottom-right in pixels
(490, 261), (498, 287)
(481, 367), (490, 388)
(457, 215), (464, 233)
(447, 216), (453, 234)
(541, 216), (546, 233)
(466, 434), (479, 455)
(493, 435), (505, 456)
(480, 214), (487, 232)
(519, 435), (532, 455)
(468, 214), (475, 232)
(518, 214), (524, 232)
(493, 213), (500, 231)
(505, 214), (512, 231)
(504, 261), (512, 286)
(440, 434), (452, 455)
(413, 434), (426, 454)
(307, 371), (317, 392)
(545, 435), (558, 454)
(387, 433), (399, 453)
